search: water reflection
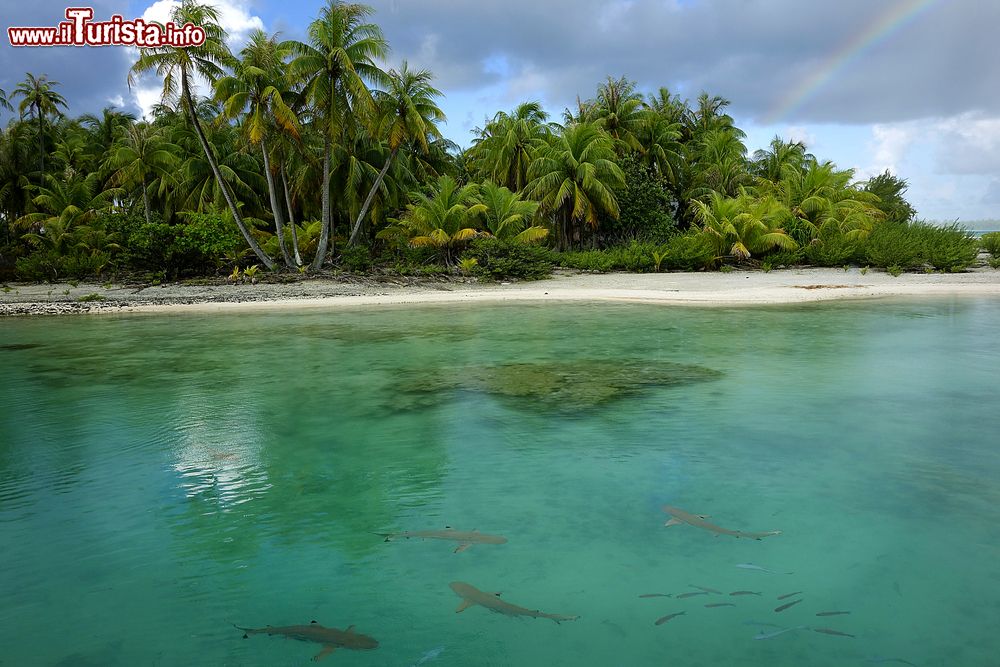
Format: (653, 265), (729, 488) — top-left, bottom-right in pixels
(171, 417), (271, 512)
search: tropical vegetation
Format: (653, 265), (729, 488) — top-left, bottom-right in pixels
(0, 0), (983, 284)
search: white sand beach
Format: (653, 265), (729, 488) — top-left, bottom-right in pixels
(3, 266), (1000, 316)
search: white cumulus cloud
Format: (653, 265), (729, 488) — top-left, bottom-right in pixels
(129, 0), (265, 119)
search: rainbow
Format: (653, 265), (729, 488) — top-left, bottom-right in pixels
(763, 0), (938, 124)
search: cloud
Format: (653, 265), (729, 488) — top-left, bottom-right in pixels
(0, 1), (136, 118)
(358, 0), (1000, 125)
(934, 113), (1000, 176)
(0, 0), (265, 123)
(141, 0), (264, 46)
(130, 0), (265, 119)
(982, 179), (1000, 206)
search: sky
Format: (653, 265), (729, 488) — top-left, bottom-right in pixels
(2, 0), (999, 223)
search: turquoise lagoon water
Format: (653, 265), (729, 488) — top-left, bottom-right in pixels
(1, 299), (999, 666)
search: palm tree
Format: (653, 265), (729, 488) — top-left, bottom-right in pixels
(348, 61), (445, 245)
(751, 136), (812, 183)
(633, 112), (682, 185)
(287, 0), (388, 269)
(129, 0), (276, 270)
(80, 107), (137, 156)
(525, 123), (624, 250)
(16, 170), (117, 233)
(691, 190), (797, 263)
(469, 181), (546, 243)
(584, 76), (645, 152)
(104, 123), (180, 225)
(379, 174), (481, 264)
(216, 29), (300, 267)
(0, 87), (12, 113)
(12, 74), (68, 180)
(469, 101), (551, 192)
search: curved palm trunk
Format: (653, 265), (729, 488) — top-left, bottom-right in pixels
(311, 134), (332, 270)
(260, 137), (294, 269)
(181, 74), (275, 270)
(281, 164), (302, 266)
(348, 146), (396, 246)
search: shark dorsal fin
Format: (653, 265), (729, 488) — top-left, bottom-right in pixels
(494, 592), (502, 597)
(345, 625), (355, 633)
(310, 620), (317, 624)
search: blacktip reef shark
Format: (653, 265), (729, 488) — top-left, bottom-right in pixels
(662, 506), (782, 540)
(375, 528), (507, 553)
(234, 620), (377, 661)
(449, 582), (579, 623)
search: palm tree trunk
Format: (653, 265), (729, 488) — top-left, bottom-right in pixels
(348, 146), (396, 246)
(142, 177), (152, 226)
(311, 134), (332, 270)
(181, 73), (275, 270)
(281, 163), (302, 267)
(37, 105), (44, 180)
(260, 137), (293, 269)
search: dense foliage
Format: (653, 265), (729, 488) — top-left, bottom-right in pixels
(0, 0), (963, 284)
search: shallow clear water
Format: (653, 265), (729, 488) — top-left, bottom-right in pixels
(2, 298), (999, 666)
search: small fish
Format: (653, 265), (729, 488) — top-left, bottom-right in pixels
(690, 585), (722, 594)
(676, 591), (709, 599)
(654, 612), (685, 626)
(737, 563), (793, 575)
(754, 625), (807, 640)
(815, 611), (851, 617)
(866, 656), (918, 666)
(638, 593), (672, 598)
(410, 646), (445, 666)
(777, 591), (803, 600)
(730, 591), (762, 596)
(601, 619), (627, 637)
(813, 627), (855, 638)
(705, 603), (736, 608)
(774, 599), (804, 613)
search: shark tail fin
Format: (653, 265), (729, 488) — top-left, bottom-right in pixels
(372, 532), (394, 542)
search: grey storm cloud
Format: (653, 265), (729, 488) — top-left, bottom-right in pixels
(2, 0), (997, 126)
(360, 0), (999, 124)
(0, 1), (139, 117)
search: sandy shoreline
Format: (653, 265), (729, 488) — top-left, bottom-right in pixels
(2, 266), (999, 316)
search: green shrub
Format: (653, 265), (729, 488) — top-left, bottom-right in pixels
(920, 223), (978, 271)
(173, 213), (244, 267)
(15, 251), (61, 281)
(463, 237), (553, 281)
(659, 233), (715, 271)
(557, 250), (616, 272)
(337, 245), (373, 272)
(863, 221), (926, 269)
(863, 221), (977, 271)
(804, 226), (860, 267)
(980, 231), (1000, 257)
(762, 249), (805, 268)
(603, 155), (677, 243)
(609, 240), (660, 272)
